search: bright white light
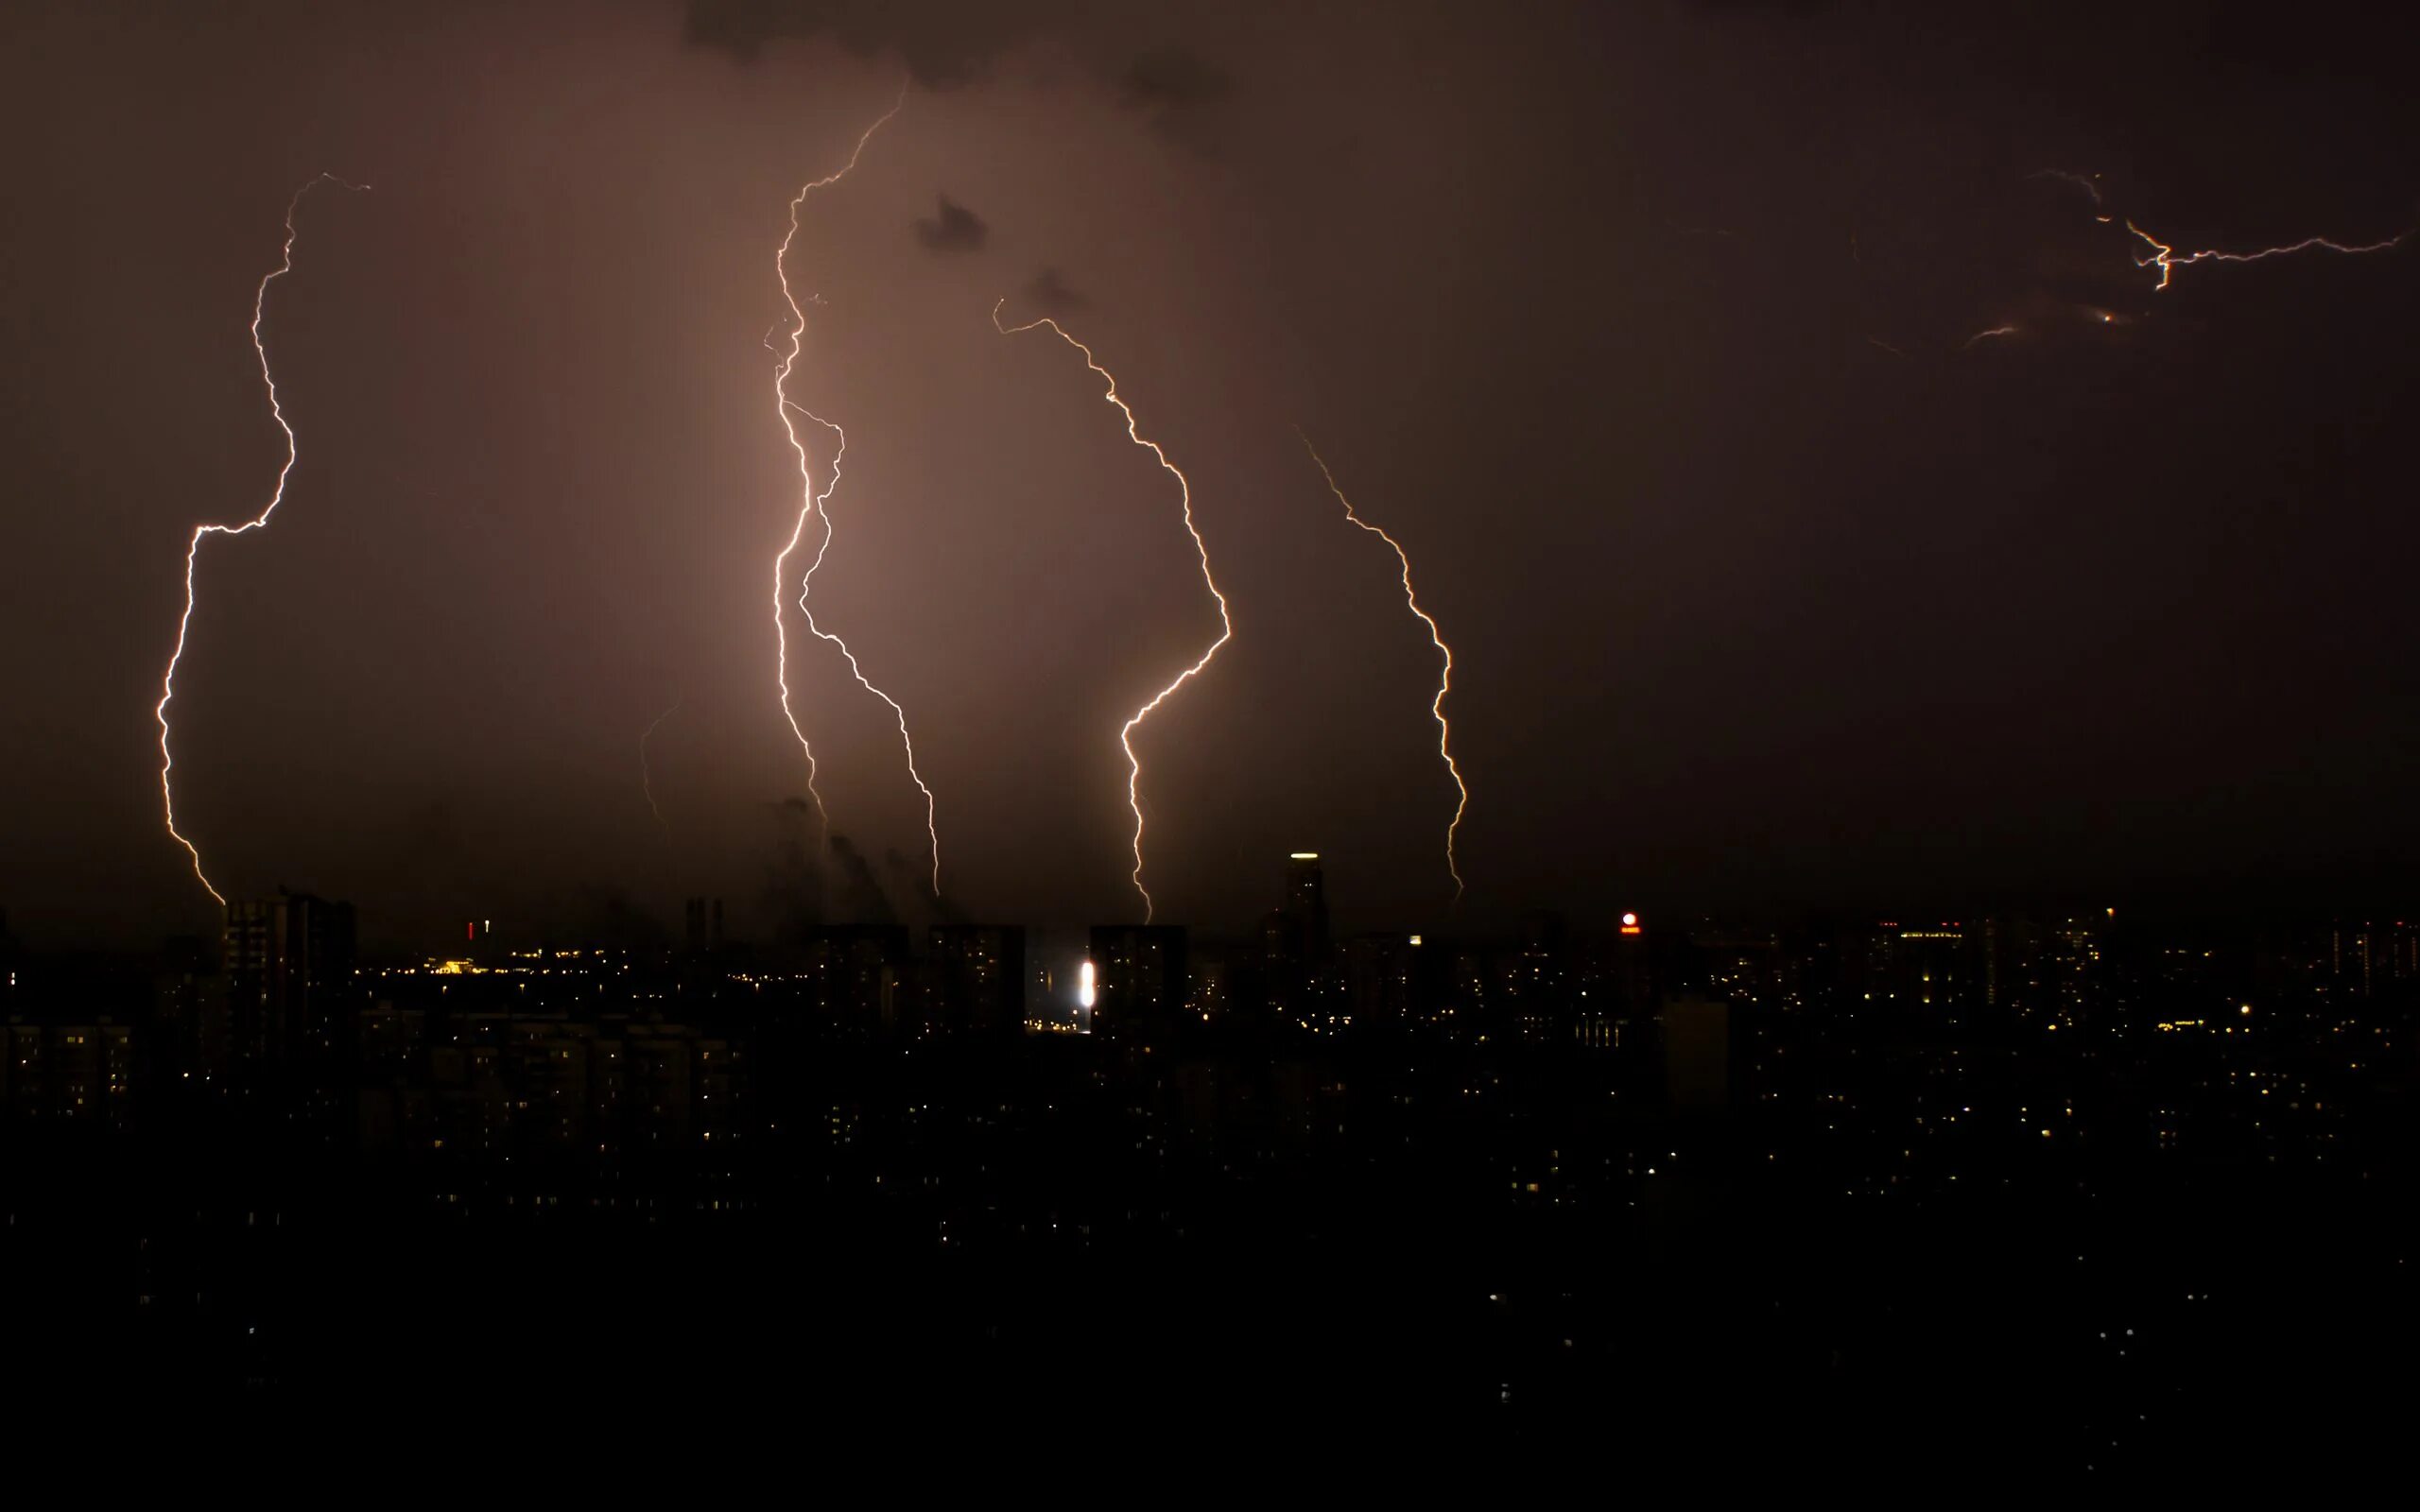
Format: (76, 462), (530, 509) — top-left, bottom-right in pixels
(1290, 852), (1320, 861)
(1621, 912), (1638, 928)
(1079, 959), (1097, 1010)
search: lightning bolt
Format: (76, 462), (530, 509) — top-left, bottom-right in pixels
(640, 694), (682, 834)
(2030, 168), (2105, 207)
(769, 87), (905, 836)
(2127, 218), (2407, 291)
(788, 401), (942, 897)
(1962, 323), (2020, 349)
(155, 173), (367, 906)
(992, 299), (1232, 923)
(1298, 433), (1468, 903)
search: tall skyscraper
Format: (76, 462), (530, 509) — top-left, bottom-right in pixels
(1283, 852), (1331, 962)
(683, 897), (724, 955)
(222, 892), (356, 1086)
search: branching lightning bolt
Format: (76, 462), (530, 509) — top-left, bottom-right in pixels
(788, 401), (942, 896)
(769, 88), (904, 837)
(156, 173), (368, 906)
(1298, 432), (1468, 903)
(992, 299), (1232, 923)
(2126, 218), (2408, 291)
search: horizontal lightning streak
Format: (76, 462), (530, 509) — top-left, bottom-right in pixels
(992, 299), (1231, 923)
(1299, 432), (1468, 903)
(770, 88), (904, 833)
(157, 173), (367, 906)
(2128, 219), (2408, 291)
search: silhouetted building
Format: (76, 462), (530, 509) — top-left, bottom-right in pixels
(929, 925), (1026, 1039)
(1692, 925), (1783, 1010)
(1283, 852), (1331, 962)
(1859, 920), (1977, 1024)
(1089, 925), (1187, 1040)
(1606, 910), (1653, 1018)
(1507, 912), (1571, 1041)
(684, 897), (725, 955)
(801, 925), (908, 1031)
(150, 935), (220, 1081)
(1663, 994), (1729, 1115)
(1, 1011), (135, 1132)
(1023, 928), (1092, 1031)
(223, 892), (355, 1084)
(1344, 933), (1417, 1029)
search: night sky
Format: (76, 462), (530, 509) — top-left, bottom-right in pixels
(4, 1), (2416, 948)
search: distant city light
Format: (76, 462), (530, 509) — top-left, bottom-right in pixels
(1079, 959), (1097, 1010)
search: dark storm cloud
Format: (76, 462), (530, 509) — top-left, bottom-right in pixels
(681, 0), (1236, 127)
(1690, 0), (1840, 15)
(683, 0), (1083, 82)
(1023, 266), (1086, 313)
(912, 195), (988, 254)
(1118, 43), (1231, 113)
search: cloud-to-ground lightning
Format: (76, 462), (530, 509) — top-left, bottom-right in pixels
(156, 173), (367, 906)
(2125, 218), (2408, 291)
(640, 694), (682, 835)
(766, 89), (902, 836)
(788, 402), (942, 896)
(1298, 432), (1469, 903)
(992, 299), (1232, 923)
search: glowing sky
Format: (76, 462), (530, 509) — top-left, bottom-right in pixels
(3, 1), (2415, 946)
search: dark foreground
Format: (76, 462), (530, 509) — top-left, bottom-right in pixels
(7, 987), (2413, 1484)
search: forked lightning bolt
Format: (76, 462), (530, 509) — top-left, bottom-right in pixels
(788, 402), (942, 896)
(767, 89), (901, 833)
(2126, 218), (2407, 291)
(1299, 433), (1468, 902)
(992, 299), (1232, 923)
(156, 173), (367, 905)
